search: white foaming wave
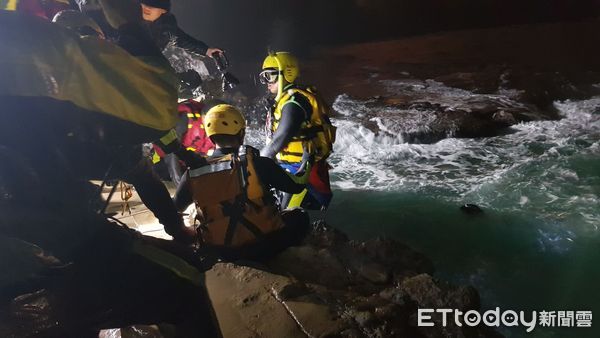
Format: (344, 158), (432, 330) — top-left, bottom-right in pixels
(247, 92), (600, 233)
(332, 94), (374, 117)
(381, 79), (527, 112)
(329, 94), (600, 198)
(329, 118), (517, 193)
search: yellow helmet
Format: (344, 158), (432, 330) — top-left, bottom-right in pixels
(262, 52), (299, 84)
(204, 104), (246, 137)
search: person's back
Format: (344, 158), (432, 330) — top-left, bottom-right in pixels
(183, 104), (311, 260)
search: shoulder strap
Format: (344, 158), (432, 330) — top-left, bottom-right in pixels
(188, 154), (233, 178)
(281, 89), (312, 121)
(236, 145), (249, 190)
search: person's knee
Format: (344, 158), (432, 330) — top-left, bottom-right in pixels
(281, 208), (310, 243)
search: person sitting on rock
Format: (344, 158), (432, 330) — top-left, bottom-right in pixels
(177, 104), (312, 260)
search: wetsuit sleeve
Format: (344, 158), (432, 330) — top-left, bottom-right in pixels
(260, 94), (311, 159)
(154, 14), (209, 56)
(254, 156), (305, 194)
(174, 27), (209, 56)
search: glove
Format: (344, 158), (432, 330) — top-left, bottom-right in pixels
(175, 148), (207, 169)
(178, 70), (203, 89)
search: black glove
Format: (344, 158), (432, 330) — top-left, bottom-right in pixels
(174, 148), (206, 169)
(178, 70), (203, 88)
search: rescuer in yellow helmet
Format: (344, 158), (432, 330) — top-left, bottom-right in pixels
(173, 104), (311, 259)
(259, 51), (336, 210)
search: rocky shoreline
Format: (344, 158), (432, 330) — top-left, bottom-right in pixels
(203, 221), (502, 338)
(92, 222), (501, 338)
(303, 20), (600, 143)
(1, 186), (504, 338)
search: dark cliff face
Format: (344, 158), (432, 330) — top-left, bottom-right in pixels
(171, 0), (599, 97)
(173, 0), (600, 60)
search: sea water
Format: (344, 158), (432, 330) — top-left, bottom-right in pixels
(246, 82), (600, 337)
(327, 90), (600, 337)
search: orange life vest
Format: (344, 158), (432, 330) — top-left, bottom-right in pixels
(188, 146), (283, 247)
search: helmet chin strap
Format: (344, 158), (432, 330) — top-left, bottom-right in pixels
(274, 56), (285, 101)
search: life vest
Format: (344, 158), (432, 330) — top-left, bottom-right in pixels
(188, 146), (284, 247)
(270, 86), (336, 164)
(179, 100), (214, 154)
(152, 100), (213, 163)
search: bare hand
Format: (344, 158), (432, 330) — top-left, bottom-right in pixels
(206, 48), (223, 57)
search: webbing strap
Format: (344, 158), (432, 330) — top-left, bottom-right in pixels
(221, 199), (265, 245)
(189, 161), (232, 177)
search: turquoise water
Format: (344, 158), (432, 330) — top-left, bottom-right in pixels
(247, 88), (600, 336)
(323, 92), (600, 337)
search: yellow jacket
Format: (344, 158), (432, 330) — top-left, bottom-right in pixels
(0, 11), (178, 132)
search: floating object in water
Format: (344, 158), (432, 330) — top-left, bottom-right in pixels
(460, 204), (483, 215)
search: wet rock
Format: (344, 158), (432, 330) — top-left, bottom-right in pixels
(277, 282), (313, 301)
(401, 274), (480, 310)
(354, 238), (434, 284)
(268, 246), (352, 289)
(460, 204), (484, 215)
(304, 219), (350, 248)
(492, 110), (517, 126)
(379, 287), (410, 306)
(353, 311), (375, 326)
(205, 263), (306, 338)
(0, 236), (63, 300)
(337, 245), (390, 285)
(401, 274), (486, 338)
(3, 220), (500, 338)
(204, 224), (498, 337)
(8, 289), (59, 336)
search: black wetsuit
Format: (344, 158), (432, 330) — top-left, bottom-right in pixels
(146, 13), (208, 56)
(145, 13), (210, 94)
(260, 86), (313, 159)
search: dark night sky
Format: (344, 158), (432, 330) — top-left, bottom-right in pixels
(171, 0), (600, 85)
